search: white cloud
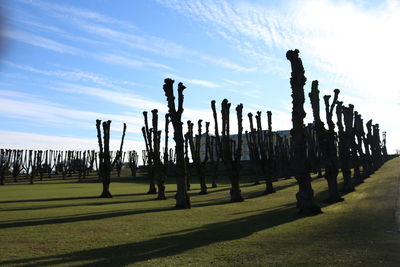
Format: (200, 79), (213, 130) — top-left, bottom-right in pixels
(97, 53), (173, 71)
(0, 91), (144, 132)
(164, 73), (220, 88)
(17, 0), (136, 29)
(2, 30), (84, 55)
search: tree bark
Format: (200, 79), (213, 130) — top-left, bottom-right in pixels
(286, 49), (321, 215)
(163, 79), (191, 209)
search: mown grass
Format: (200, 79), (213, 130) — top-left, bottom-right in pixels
(0, 158), (399, 266)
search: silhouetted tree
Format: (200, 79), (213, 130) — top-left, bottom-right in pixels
(246, 112), (261, 185)
(96, 120), (126, 198)
(322, 89), (343, 202)
(163, 78), (191, 209)
(128, 150), (139, 178)
(265, 111), (276, 194)
(187, 120), (208, 194)
(286, 49), (321, 215)
(142, 111), (157, 194)
(336, 102), (354, 193)
(211, 99), (244, 202)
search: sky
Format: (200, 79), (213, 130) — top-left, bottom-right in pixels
(0, 0), (398, 155)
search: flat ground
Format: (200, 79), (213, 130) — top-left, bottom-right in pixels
(0, 158), (399, 266)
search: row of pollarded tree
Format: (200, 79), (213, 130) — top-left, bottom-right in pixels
(131, 50), (388, 214)
(0, 147), (140, 186)
(94, 49), (389, 213)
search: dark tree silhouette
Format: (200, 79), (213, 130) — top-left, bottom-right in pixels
(322, 89), (343, 202)
(246, 112), (261, 185)
(186, 120), (208, 195)
(336, 102), (355, 193)
(96, 120), (126, 198)
(142, 111), (157, 194)
(208, 135), (219, 188)
(265, 110), (276, 194)
(286, 49), (321, 215)
(211, 99), (244, 202)
(128, 150), (139, 178)
(163, 78), (191, 209)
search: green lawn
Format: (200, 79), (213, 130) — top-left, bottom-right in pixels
(0, 158), (399, 266)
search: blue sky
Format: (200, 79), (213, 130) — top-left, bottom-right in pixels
(0, 0), (398, 153)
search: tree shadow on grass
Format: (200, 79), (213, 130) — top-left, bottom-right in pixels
(0, 205), (300, 267)
(0, 197), (163, 212)
(0, 192), (156, 204)
(0, 207), (171, 230)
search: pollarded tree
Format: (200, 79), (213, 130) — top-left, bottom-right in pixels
(0, 149), (12, 185)
(322, 89), (343, 202)
(128, 150), (139, 178)
(187, 120), (208, 194)
(142, 109), (168, 199)
(96, 120), (126, 198)
(208, 135), (219, 188)
(211, 99), (244, 202)
(163, 78), (191, 209)
(346, 106), (362, 185)
(11, 150), (24, 182)
(246, 112), (261, 185)
(184, 130), (191, 190)
(253, 111), (275, 193)
(336, 102), (355, 193)
(265, 110), (276, 194)
(354, 112), (368, 180)
(381, 131), (388, 161)
(142, 111), (157, 194)
(286, 49), (322, 215)
(372, 123), (383, 168)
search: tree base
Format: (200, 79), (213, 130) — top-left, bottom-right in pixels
(156, 195), (166, 200)
(147, 188), (157, 194)
(198, 190), (208, 195)
(341, 184), (355, 193)
(296, 191), (322, 216)
(264, 188), (276, 195)
(99, 191), (113, 198)
(174, 191), (191, 209)
(211, 182), (217, 188)
(230, 188), (244, 202)
(322, 196), (344, 204)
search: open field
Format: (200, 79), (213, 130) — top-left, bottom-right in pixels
(0, 158), (399, 266)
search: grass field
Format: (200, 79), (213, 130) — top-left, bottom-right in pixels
(0, 158), (399, 266)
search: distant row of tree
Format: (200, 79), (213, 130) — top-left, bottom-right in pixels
(0, 148), (139, 185)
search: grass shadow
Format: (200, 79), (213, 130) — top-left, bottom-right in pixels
(0, 205), (300, 267)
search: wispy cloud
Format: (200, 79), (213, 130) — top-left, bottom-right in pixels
(50, 82), (168, 113)
(1, 30), (83, 55)
(3, 61), (140, 88)
(199, 55), (256, 72)
(0, 90), (144, 132)
(97, 53), (173, 71)
(17, 0), (136, 29)
(164, 73), (220, 88)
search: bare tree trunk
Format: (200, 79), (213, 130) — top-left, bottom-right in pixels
(286, 49), (321, 216)
(340, 104), (355, 192)
(97, 120), (126, 198)
(211, 99), (244, 202)
(163, 79), (191, 209)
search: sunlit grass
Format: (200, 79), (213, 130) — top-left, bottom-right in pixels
(0, 158), (399, 266)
